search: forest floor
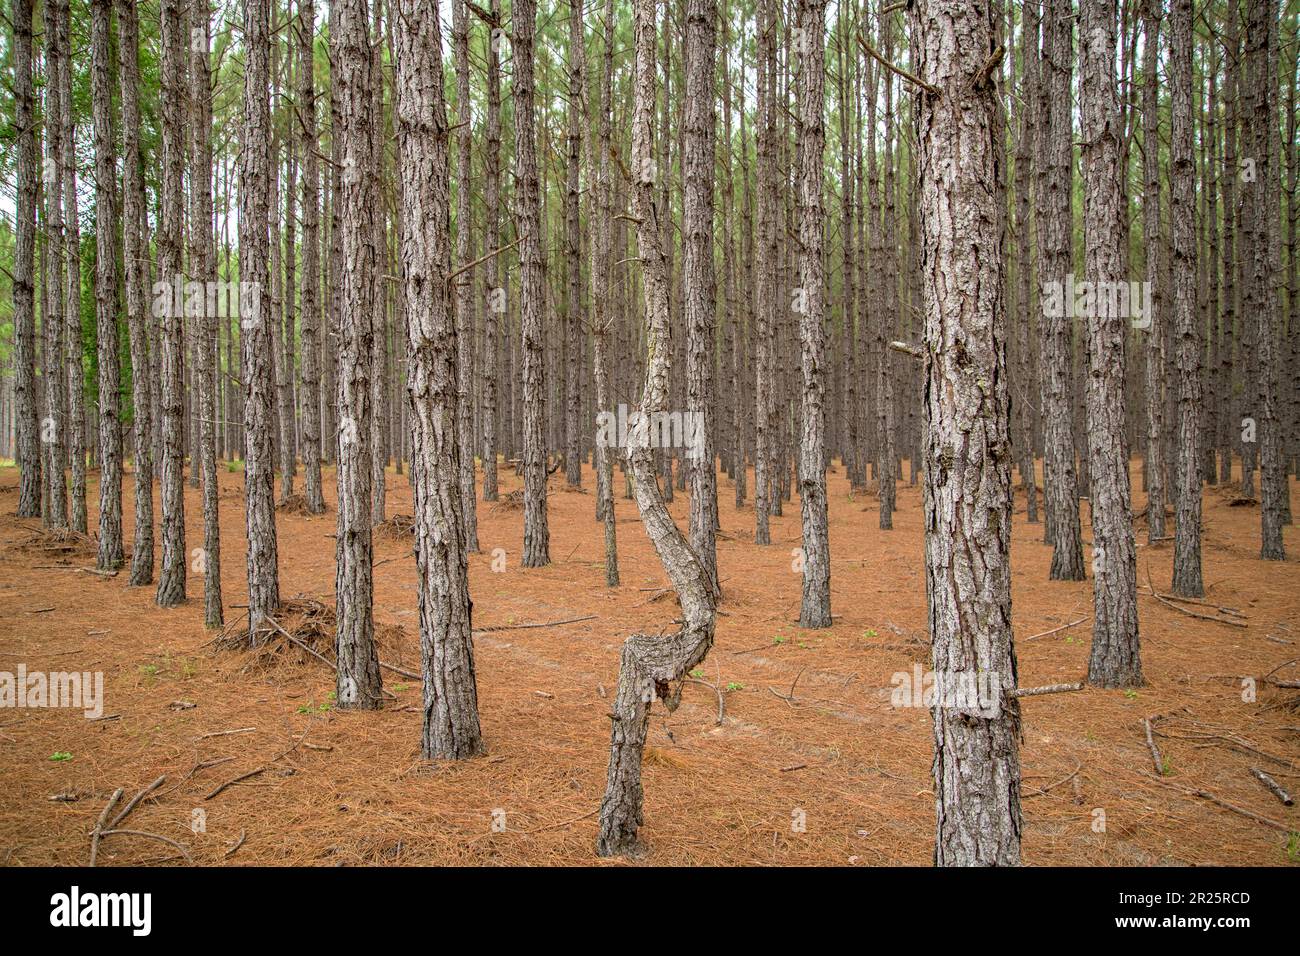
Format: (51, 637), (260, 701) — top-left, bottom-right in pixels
(0, 458), (1297, 866)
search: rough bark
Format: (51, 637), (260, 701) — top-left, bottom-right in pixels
(299, 0), (325, 514)
(12, 0), (40, 519)
(598, 0), (717, 857)
(1140, 0), (1166, 546)
(58, 0), (86, 535)
(1170, 0), (1205, 594)
(685, 0), (720, 597)
(1081, 0), (1142, 687)
(453, 0), (480, 551)
(480, 0), (503, 504)
(333, 0), (384, 708)
(191, 0), (222, 627)
(515, 0), (550, 567)
(119, 0), (153, 585)
(796, 0), (830, 627)
(1037, 0), (1085, 578)
(156, 0), (188, 607)
(394, 0), (485, 758)
(912, 0), (1022, 866)
(241, 0), (282, 631)
(91, 0), (123, 570)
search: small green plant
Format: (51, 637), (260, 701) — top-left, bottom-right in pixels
(1285, 831), (1300, 863)
(180, 658), (197, 680)
(49, 752), (72, 762)
(863, 628), (878, 639)
(1161, 756), (1174, 775)
(798, 641), (809, 649)
(1124, 689), (1139, 700)
(773, 635), (788, 645)
(725, 681), (744, 693)
(139, 663), (160, 681)
(688, 669), (704, 679)
(392, 683), (411, 693)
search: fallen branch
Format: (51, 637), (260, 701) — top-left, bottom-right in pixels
(224, 829), (248, 859)
(99, 828), (193, 864)
(108, 775), (167, 830)
(1143, 564), (1246, 628)
(473, 614), (596, 634)
(682, 677), (725, 726)
(196, 727), (256, 741)
(1139, 772), (1292, 833)
(1249, 768), (1294, 806)
(1012, 681), (1084, 699)
(1143, 718), (1164, 775)
(1023, 616), (1090, 642)
(89, 787), (124, 867)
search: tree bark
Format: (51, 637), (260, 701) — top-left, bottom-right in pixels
(598, 0), (717, 857)
(453, 0), (480, 551)
(11, 0), (40, 519)
(912, 0), (1021, 866)
(333, 0), (384, 707)
(1081, 0), (1142, 687)
(241, 0), (282, 632)
(156, 0), (188, 607)
(1037, 0), (1085, 578)
(516, 0), (550, 567)
(394, 0), (485, 758)
(299, 0), (325, 514)
(796, 0), (830, 627)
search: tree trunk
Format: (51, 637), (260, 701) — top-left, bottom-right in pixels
(598, 0), (717, 857)
(118, 0), (153, 585)
(912, 0), (1021, 866)
(332, 0), (384, 707)
(516, 0), (550, 567)
(1141, 1), (1166, 546)
(1037, 0), (1085, 578)
(58, 0), (86, 535)
(156, 0), (188, 607)
(480, 0), (503, 504)
(241, 0), (282, 632)
(12, 0), (40, 519)
(1169, 0), (1205, 594)
(92, 0), (123, 569)
(394, 0), (485, 757)
(1080, 0), (1142, 687)
(299, 0), (325, 514)
(685, 0), (720, 597)
(796, 0), (830, 627)
(453, 0), (480, 551)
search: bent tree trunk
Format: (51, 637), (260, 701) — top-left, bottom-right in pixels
(394, 0), (484, 758)
(913, 0), (1022, 866)
(597, 0), (717, 858)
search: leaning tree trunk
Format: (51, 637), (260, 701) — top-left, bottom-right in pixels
(597, 0), (717, 858)
(394, 0), (484, 758)
(299, 0), (325, 514)
(515, 0), (550, 568)
(119, 0), (153, 585)
(241, 0), (281, 632)
(1081, 0), (1142, 687)
(1037, 0), (1085, 578)
(92, 0), (122, 570)
(685, 0), (720, 597)
(796, 0), (831, 628)
(333, 0), (384, 708)
(912, 0), (1021, 867)
(155, 0), (188, 607)
(1169, 0), (1205, 594)
(12, 0), (40, 519)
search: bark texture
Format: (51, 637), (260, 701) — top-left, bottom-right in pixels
(912, 0), (1022, 867)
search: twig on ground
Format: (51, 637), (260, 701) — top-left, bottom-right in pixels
(1249, 768), (1294, 806)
